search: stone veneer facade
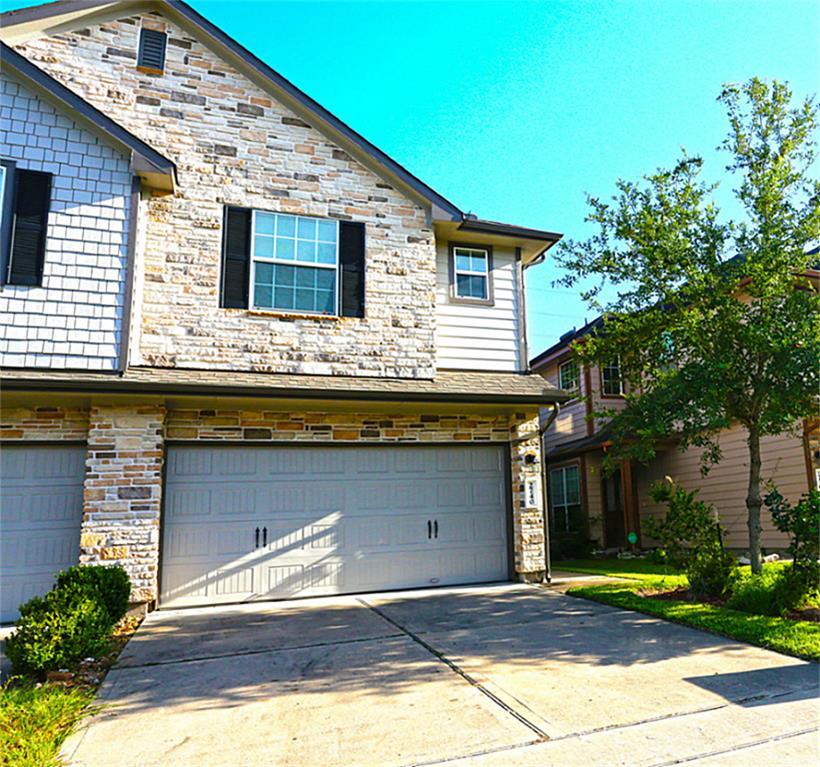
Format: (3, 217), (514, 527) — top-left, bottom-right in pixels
(1, 405), (546, 604)
(15, 11), (439, 378)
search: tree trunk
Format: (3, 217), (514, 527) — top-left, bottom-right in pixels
(745, 426), (763, 574)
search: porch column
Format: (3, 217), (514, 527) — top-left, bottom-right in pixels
(80, 404), (166, 605)
(510, 412), (546, 581)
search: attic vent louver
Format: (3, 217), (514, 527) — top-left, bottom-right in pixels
(137, 28), (167, 73)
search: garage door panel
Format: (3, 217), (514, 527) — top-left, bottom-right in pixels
(471, 448), (504, 472)
(214, 567), (255, 596)
(212, 448), (258, 477)
(168, 448), (213, 478)
(26, 534), (80, 568)
(262, 564), (305, 595)
(167, 487), (212, 518)
(436, 481), (471, 507)
(394, 448), (428, 473)
(436, 449), (469, 472)
(473, 478), (504, 506)
(161, 445), (509, 608)
(474, 512), (505, 542)
(1, 445), (85, 623)
(260, 525), (304, 553)
(266, 451), (307, 475)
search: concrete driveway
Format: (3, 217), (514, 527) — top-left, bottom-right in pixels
(63, 584), (819, 767)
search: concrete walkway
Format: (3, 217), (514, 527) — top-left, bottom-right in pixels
(62, 583), (819, 766)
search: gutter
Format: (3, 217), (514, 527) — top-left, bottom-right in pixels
(0, 374), (568, 407)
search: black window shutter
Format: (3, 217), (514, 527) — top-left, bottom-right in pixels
(138, 28), (167, 72)
(8, 169), (51, 286)
(221, 206), (251, 308)
(339, 220), (365, 318)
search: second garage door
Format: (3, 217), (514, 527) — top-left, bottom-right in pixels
(0, 445), (86, 623)
(160, 444), (510, 608)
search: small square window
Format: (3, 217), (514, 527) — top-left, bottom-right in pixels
(137, 28), (167, 73)
(602, 358), (624, 396)
(559, 359), (579, 393)
(451, 245), (491, 303)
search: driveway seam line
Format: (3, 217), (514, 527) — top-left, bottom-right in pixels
(649, 725), (820, 766)
(541, 684), (820, 744)
(406, 738), (544, 767)
(118, 632), (405, 669)
(357, 598), (550, 742)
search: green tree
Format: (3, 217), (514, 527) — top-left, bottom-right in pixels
(556, 79), (820, 573)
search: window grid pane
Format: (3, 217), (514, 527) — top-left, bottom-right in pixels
(602, 358), (623, 395)
(252, 211), (338, 314)
(454, 247), (489, 300)
(559, 360), (579, 391)
(550, 466), (582, 534)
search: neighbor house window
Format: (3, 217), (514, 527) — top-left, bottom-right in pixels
(559, 359), (579, 394)
(601, 357), (624, 396)
(451, 245), (491, 302)
(550, 465), (582, 534)
(251, 211), (338, 314)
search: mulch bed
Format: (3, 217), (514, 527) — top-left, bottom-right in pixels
(637, 586), (820, 623)
(637, 586), (727, 606)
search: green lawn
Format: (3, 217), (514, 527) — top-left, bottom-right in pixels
(553, 558), (682, 581)
(0, 683), (94, 767)
(556, 559), (820, 661)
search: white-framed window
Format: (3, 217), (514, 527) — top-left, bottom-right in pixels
(550, 464), (582, 534)
(602, 357), (624, 396)
(559, 359), (580, 393)
(452, 245), (490, 301)
(250, 211), (338, 315)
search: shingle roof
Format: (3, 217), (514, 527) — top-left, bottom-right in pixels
(1, 41), (176, 190)
(1, 367), (569, 405)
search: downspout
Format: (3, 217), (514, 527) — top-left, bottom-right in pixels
(510, 401), (560, 583)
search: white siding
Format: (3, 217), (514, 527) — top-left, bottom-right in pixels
(435, 242), (522, 371)
(0, 74), (131, 371)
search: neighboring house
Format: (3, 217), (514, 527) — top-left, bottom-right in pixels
(0, 1), (568, 622)
(531, 311), (819, 556)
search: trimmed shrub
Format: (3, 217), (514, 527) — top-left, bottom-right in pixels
(764, 488), (820, 591)
(5, 591), (112, 676)
(685, 539), (735, 599)
(6, 565), (130, 677)
(644, 479), (719, 569)
(728, 564), (817, 616)
(727, 566), (784, 615)
(56, 565), (131, 624)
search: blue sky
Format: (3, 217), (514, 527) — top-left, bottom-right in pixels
(5, 0), (818, 354)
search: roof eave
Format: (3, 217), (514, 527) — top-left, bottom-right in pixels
(1, 40), (176, 192)
(0, 372), (569, 405)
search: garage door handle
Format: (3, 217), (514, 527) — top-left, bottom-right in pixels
(262, 527), (267, 547)
(255, 527), (260, 549)
(434, 520), (438, 539)
(427, 520), (432, 540)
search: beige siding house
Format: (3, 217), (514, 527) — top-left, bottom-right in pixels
(0, 1), (567, 622)
(532, 317), (817, 555)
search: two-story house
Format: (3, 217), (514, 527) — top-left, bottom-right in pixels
(0, 0), (569, 622)
(532, 316), (818, 557)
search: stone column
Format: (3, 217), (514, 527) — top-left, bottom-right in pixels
(80, 404), (166, 604)
(510, 412), (546, 581)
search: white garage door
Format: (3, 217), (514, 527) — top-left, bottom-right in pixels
(0, 445), (85, 623)
(160, 444), (510, 608)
